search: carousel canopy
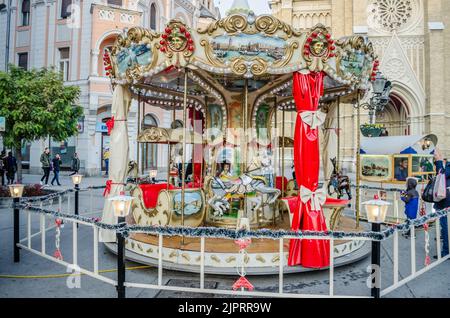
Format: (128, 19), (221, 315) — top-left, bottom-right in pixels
(360, 134), (438, 155)
(105, 8), (378, 115)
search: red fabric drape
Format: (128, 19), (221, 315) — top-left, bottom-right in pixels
(289, 71), (330, 268)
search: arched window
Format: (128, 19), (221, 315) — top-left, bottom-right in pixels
(150, 3), (157, 31)
(142, 114), (158, 170)
(21, 0), (30, 26)
(61, 0), (72, 19)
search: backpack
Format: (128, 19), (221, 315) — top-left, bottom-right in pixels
(422, 177), (435, 203)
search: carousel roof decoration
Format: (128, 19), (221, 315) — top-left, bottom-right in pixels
(137, 126), (203, 145)
(108, 6), (379, 133)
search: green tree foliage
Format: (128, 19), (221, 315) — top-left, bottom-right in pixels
(0, 65), (83, 182)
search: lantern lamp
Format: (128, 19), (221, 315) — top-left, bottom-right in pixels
(149, 170), (158, 179)
(9, 184), (24, 198)
(371, 72), (388, 95)
(362, 195), (391, 224)
(422, 138), (432, 151)
(71, 174), (83, 186)
(109, 192), (134, 217)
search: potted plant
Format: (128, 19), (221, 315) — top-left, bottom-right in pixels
(360, 123), (385, 137)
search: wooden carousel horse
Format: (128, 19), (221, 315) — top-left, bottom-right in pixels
(127, 160), (139, 183)
(206, 174), (281, 217)
(328, 157), (352, 200)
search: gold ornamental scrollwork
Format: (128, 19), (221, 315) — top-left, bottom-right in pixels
(198, 14), (249, 35)
(230, 59), (248, 76)
(138, 127), (170, 143)
(250, 58), (268, 77)
(110, 27), (159, 83)
(272, 41), (299, 68)
(200, 39), (224, 67)
(255, 15), (302, 38)
(198, 14), (301, 38)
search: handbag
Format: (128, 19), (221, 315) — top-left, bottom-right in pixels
(422, 177), (435, 203)
(433, 171), (447, 202)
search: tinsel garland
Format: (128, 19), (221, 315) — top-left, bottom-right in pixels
(351, 184), (404, 192)
(17, 201), (450, 241)
(18, 185), (106, 204)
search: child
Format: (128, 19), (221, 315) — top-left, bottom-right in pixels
(400, 177), (419, 238)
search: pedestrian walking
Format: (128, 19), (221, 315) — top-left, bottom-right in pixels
(5, 151), (18, 185)
(103, 148), (110, 176)
(400, 177), (419, 238)
(51, 154), (62, 186)
(40, 147), (51, 185)
(69, 152), (80, 176)
(433, 148), (449, 258)
(0, 150), (6, 186)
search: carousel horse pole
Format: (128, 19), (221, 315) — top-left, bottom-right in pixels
(242, 79), (249, 218)
(337, 96), (341, 172)
(181, 68), (189, 245)
(355, 91), (361, 228)
(137, 92), (141, 176)
(273, 97), (278, 225)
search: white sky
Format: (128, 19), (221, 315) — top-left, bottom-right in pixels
(214, 0), (271, 16)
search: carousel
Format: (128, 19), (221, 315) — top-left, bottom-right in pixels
(100, 3), (380, 275)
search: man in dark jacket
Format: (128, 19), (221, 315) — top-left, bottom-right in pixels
(69, 153), (80, 176)
(51, 154), (62, 186)
(40, 148), (51, 185)
(434, 148), (449, 258)
(5, 151), (17, 184)
(0, 150), (6, 186)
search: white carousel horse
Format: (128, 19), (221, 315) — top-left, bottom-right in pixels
(127, 160), (139, 182)
(207, 174), (281, 217)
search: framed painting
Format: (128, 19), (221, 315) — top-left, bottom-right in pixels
(360, 155), (392, 182)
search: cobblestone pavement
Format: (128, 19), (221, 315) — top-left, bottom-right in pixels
(0, 174), (449, 298)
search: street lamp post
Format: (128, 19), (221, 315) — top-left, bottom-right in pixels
(361, 72), (392, 124)
(354, 72), (392, 227)
(109, 192), (134, 299)
(9, 184), (24, 263)
(363, 195), (391, 299)
(71, 175), (83, 228)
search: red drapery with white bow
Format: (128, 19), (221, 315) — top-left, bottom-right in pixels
(288, 71), (330, 268)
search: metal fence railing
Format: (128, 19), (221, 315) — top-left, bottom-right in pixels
(7, 187), (450, 298)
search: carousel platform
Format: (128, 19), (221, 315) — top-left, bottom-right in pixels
(104, 216), (370, 276)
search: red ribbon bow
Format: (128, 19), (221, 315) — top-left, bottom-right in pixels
(104, 180), (112, 197)
(234, 238), (252, 250)
(106, 116), (115, 135)
(53, 249), (63, 260)
(232, 276), (254, 291)
(103, 180), (125, 197)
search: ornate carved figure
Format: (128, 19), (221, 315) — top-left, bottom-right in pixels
(328, 157), (352, 200)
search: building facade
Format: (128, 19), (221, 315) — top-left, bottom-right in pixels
(270, 0), (450, 172)
(0, 0), (219, 176)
